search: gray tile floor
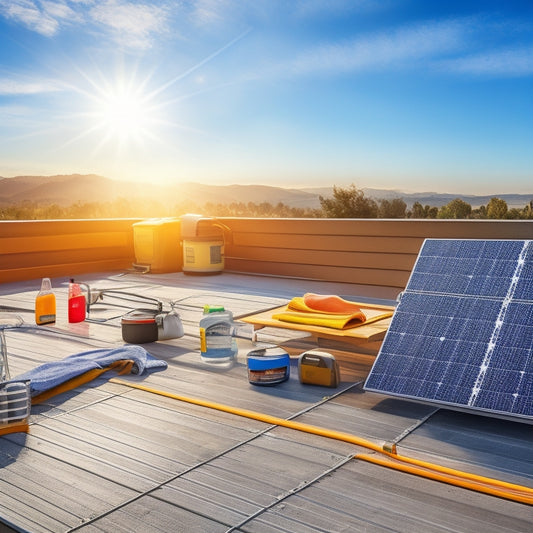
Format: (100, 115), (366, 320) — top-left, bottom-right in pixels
(1, 271), (531, 532)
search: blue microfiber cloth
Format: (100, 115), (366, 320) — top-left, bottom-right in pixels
(16, 345), (167, 397)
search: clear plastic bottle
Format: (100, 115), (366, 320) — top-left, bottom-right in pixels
(35, 278), (56, 325)
(68, 279), (86, 323)
(199, 306), (238, 365)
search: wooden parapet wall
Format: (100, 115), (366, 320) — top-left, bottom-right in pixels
(0, 219), (140, 283)
(221, 218), (533, 290)
(1, 217), (532, 289)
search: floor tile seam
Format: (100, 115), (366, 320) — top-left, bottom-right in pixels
(61, 381), (364, 532)
(62, 416), (284, 532)
(29, 385), (134, 423)
(222, 454), (356, 533)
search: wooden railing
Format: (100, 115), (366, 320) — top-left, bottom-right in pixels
(0, 219), (140, 283)
(1, 218), (532, 291)
(224, 218), (533, 290)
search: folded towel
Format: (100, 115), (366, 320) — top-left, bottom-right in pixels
(272, 310), (366, 329)
(289, 294), (366, 320)
(273, 293), (367, 330)
(16, 345), (167, 398)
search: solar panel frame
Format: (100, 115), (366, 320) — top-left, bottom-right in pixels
(364, 239), (533, 423)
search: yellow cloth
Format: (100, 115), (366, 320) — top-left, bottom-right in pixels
(273, 293), (367, 330)
(272, 310), (366, 329)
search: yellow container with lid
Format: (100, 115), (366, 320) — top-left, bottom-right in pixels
(183, 235), (224, 274)
(181, 214), (226, 274)
(132, 218), (182, 273)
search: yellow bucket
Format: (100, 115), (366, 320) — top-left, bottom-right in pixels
(132, 218), (182, 273)
(182, 235), (224, 274)
(180, 214), (228, 274)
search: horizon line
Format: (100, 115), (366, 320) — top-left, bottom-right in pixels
(1, 173), (533, 198)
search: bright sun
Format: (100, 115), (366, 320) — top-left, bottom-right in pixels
(75, 71), (163, 150)
(96, 86), (155, 143)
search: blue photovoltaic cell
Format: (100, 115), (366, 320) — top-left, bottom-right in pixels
(364, 239), (533, 422)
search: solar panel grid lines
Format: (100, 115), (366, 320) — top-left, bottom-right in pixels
(468, 242), (529, 407)
(364, 238), (533, 422)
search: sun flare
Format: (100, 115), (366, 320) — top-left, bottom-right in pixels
(94, 85), (156, 144)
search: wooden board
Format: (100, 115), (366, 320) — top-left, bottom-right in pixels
(239, 301), (394, 345)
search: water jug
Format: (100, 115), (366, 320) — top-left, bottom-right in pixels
(199, 306), (238, 365)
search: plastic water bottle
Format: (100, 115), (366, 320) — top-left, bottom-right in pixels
(35, 278), (56, 325)
(199, 306), (238, 365)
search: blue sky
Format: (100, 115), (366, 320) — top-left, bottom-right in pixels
(1, 0), (532, 194)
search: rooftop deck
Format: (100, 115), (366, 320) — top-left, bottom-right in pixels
(1, 266), (532, 533)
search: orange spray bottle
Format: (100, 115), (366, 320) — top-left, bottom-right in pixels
(35, 278), (56, 325)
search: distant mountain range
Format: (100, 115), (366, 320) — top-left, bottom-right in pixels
(1, 174), (532, 209)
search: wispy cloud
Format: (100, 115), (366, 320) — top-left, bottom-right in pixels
(266, 16), (533, 80)
(0, 0), (63, 36)
(290, 19), (468, 75)
(0, 76), (62, 95)
(0, 0), (170, 49)
(42, 0), (83, 22)
(441, 47), (533, 77)
(190, 0), (229, 27)
(89, 0), (169, 50)
(292, 0), (385, 19)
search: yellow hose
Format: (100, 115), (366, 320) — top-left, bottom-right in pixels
(379, 448), (533, 493)
(110, 378), (533, 505)
(356, 454), (533, 506)
(110, 378), (384, 452)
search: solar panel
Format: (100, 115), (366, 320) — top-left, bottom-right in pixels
(364, 239), (533, 423)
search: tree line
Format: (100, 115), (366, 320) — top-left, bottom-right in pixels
(319, 185), (533, 219)
(1, 184), (532, 220)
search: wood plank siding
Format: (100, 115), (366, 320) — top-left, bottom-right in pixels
(0, 219), (140, 283)
(223, 218), (533, 289)
(1, 218), (532, 289)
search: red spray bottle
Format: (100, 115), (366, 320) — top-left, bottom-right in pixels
(68, 279), (86, 323)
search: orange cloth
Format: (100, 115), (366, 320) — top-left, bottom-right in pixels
(273, 293), (367, 330)
(289, 293), (366, 320)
